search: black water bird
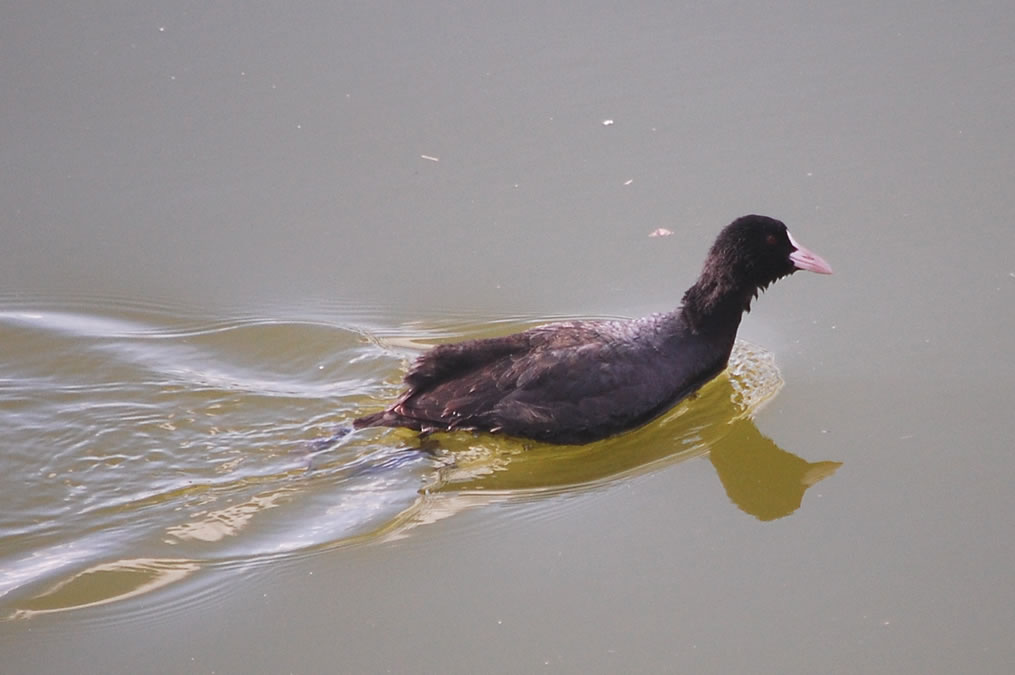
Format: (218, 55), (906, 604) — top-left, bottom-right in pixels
(354, 215), (832, 445)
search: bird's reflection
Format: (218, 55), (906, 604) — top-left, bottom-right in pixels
(707, 416), (840, 521)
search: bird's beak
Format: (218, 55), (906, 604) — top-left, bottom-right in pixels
(787, 231), (833, 274)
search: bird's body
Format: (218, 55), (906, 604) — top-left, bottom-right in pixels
(354, 215), (832, 445)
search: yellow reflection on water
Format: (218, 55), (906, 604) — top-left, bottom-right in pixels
(9, 558), (199, 620)
(708, 418), (841, 521)
(164, 489), (296, 543)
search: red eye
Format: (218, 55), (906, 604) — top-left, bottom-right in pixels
(766, 234), (778, 245)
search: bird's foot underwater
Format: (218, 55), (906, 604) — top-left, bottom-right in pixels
(293, 424), (355, 471)
(306, 424), (355, 453)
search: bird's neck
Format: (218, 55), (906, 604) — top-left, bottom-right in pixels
(679, 273), (757, 337)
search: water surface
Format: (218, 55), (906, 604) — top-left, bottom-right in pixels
(2, 298), (827, 620)
(3, 1), (1015, 673)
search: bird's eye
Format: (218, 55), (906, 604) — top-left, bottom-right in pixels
(766, 234), (778, 245)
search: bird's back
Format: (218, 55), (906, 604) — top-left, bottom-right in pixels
(357, 313), (735, 444)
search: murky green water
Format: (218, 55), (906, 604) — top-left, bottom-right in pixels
(2, 298), (830, 619)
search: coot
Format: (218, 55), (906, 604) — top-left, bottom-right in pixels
(355, 215), (832, 444)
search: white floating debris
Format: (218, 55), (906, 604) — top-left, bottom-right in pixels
(649, 228), (673, 237)
(602, 119), (614, 126)
(623, 178), (634, 186)
(420, 154), (440, 162)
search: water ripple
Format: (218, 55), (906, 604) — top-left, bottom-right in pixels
(0, 297), (835, 622)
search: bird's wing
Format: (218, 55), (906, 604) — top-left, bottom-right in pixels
(393, 323), (611, 425)
(402, 334), (533, 393)
(401, 320), (598, 393)
(488, 339), (685, 440)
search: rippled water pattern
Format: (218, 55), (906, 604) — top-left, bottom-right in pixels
(0, 297), (790, 619)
